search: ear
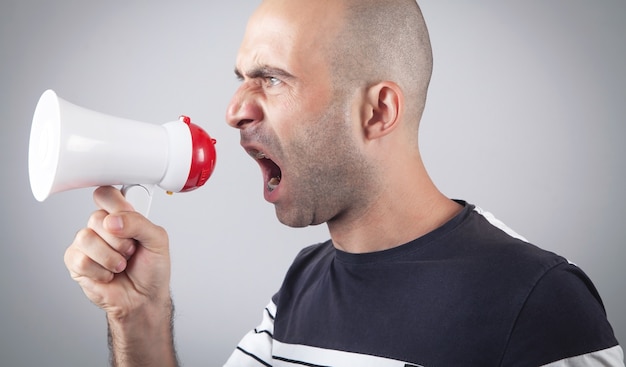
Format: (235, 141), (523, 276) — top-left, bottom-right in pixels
(361, 81), (403, 141)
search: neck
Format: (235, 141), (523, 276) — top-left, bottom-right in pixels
(327, 158), (462, 254)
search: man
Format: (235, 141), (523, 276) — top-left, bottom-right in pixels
(64, 0), (623, 366)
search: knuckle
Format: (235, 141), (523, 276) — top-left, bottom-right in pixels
(154, 224), (168, 238)
(63, 246), (76, 269)
(102, 253), (123, 273)
(65, 235), (118, 284)
(69, 229), (121, 273)
(87, 210), (106, 229)
(118, 239), (137, 258)
(96, 269), (115, 283)
(73, 227), (95, 246)
(71, 252), (114, 282)
(74, 252), (94, 274)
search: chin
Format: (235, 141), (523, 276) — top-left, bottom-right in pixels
(275, 208), (316, 228)
(276, 215), (310, 228)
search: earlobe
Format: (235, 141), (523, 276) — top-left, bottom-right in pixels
(362, 81), (402, 140)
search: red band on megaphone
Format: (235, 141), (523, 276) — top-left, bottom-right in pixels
(180, 115), (217, 192)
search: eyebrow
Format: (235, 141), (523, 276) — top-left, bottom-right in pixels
(234, 65), (295, 81)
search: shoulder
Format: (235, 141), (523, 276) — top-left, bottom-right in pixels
(271, 240), (334, 303)
(288, 240), (334, 273)
(451, 203), (621, 364)
(501, 259), (620, 366)
(439, 203), (569, 282)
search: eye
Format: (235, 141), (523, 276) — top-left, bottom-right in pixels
(266, 76), (282, 87)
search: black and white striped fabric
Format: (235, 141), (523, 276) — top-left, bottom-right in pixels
(225, 201), (623, 366)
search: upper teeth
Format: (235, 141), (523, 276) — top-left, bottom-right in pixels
(249, 150), (267, 159)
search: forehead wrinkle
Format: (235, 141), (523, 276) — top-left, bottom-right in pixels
(237, 37), (292, 72)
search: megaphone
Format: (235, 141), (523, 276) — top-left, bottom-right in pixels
(28, 89), (217, 216)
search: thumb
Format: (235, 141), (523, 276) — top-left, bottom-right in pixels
(104, 212), (169, 255)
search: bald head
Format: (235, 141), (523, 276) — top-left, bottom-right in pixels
(230, 0), (439, 230)
(329, 0), (433, 126)
(243, 0), (433, 136)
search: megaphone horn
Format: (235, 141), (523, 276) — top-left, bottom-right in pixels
(28, 89), (217, 215)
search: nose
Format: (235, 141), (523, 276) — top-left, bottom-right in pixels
(225, 84), (263, 129)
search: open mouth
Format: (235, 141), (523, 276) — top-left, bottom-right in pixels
(248, 149), (282, 192)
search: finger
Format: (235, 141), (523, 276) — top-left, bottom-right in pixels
(93, 186), (135, 214)
(63, 230), (115, 283)
(93, 186), (167, 255)
(87, 209), (137, 259)
(103, 211), (169, 255)
(65, 230), (121, 283)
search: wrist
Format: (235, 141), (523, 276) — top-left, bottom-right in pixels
(107, 297), (178, 367)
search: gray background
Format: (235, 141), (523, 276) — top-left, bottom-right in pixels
(1, 1), (624, 366)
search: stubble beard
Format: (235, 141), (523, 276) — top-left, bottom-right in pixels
(275, 96), (377, 229)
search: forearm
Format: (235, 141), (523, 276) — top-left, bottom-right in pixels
(107, 298), (179, 367)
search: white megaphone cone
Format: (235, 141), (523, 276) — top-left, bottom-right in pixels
(28, 89), (217, 216)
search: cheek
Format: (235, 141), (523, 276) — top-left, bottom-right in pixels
(274, 107), (329, 152)
(274, 86), (351, 158)
(265, 91), (303, 137)
(296, 107), (356, 167)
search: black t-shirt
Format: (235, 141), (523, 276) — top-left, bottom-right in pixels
(226, 202), (622, 367)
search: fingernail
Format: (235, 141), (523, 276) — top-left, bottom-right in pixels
(125, 244), (136, 259)
(115, 259), (126, 273)
(107, 215), (124, 231)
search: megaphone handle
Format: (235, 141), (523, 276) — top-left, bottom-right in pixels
(121, 184), (154, 217)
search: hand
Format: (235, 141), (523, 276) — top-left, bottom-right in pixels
(64, 186), (178, 366)
(64, 185), (171, 319)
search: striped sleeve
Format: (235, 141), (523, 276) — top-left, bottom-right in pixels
(473, 205), (528, 242)
(540, 345), (624, 367)
(223, 301), (277, 367)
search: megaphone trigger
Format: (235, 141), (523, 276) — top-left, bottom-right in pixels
(121, 184), (155, 217)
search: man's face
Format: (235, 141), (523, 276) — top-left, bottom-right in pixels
(226, 0), (375, 228)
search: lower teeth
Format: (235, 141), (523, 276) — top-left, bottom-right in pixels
(268, 177), (281, 192)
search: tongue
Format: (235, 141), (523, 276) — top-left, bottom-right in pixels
(268, 177), (281, 192)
